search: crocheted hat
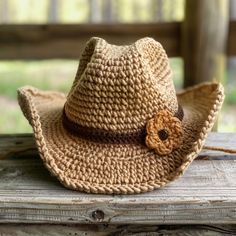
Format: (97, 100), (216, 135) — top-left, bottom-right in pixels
(18, 37), (224, 194)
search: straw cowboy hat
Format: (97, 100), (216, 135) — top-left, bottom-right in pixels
(18, 37), (224, 194)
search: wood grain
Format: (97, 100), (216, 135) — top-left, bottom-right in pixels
(0, 224), (236, 236)
(1, 132), (236, 160)
(0, 132), (235, 224)
(0, 134), (36, 159)
(1, 21), (236, 61)
(228, 20), (236, 55)
(0, 23), (181, 59)
(182, 0), (229, 87)
(0, 159), (235, 224)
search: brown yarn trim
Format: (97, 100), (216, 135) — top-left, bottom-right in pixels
(62, 104), (184, 144)
(203, 145), (236, 154)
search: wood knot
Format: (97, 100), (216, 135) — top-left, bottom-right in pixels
(91, 209), (105, 221)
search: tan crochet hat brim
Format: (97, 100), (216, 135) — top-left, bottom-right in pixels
(18, 82), (224, 194)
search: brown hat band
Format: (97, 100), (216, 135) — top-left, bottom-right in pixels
(62, 105), (184, 145)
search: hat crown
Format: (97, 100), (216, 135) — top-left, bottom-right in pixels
(65, 37), (178, 132)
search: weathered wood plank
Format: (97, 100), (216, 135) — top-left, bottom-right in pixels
(182, 0), (229, 87)
(1, 21), (236, 60)
(0, 132), (235, 224)
(1, 132), (235, 160)
(0, 134), (36, 159)
(228, 20), (236, 55)
(0, 224), (236, 236)
(0, 23), (181, 59)
(0, 157), (235, 224)
(200, 132), (236, 159)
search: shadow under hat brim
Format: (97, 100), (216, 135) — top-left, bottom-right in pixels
(17, 82), (224, 194)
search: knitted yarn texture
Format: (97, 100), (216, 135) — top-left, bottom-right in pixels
(17, 37), (224, 194)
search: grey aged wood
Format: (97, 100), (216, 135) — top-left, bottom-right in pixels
(0, 23), (181, 59)
(1, 132), (236, 160)
(0, 224), (236, 236)
(1, 21), (236, 60)
(228, 20), (236, 56)
(182, 0), (229, 87)
(0, 133), (235, 225)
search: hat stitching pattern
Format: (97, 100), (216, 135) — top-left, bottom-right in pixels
(62, 104), (184, 146)
(18, 82), (224, 194)
(17, 37), (224, 194)
(64, 38), (177, 132)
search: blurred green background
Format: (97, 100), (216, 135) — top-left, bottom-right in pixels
(0, 0), (235, 133)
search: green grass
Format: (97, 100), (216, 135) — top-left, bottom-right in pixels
(0, 102), (32, 133)
(225, 88), (236, 104)
(0, 60), (76, 99)
(1, 0), (185, 24)
(170, 58), (183, 89)
(0, 58), (183, 97)
(0, 60), (76, 133)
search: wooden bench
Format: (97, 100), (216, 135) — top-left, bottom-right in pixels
(0, 132), (235, 235)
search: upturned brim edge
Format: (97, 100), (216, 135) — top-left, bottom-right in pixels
(17, 82), (224, 194)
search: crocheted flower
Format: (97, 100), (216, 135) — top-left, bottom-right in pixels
(145, 110), (183, 155)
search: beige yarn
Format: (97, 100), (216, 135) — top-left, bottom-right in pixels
(17, 37), (224, 194)
(65, 37), (178, 132)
